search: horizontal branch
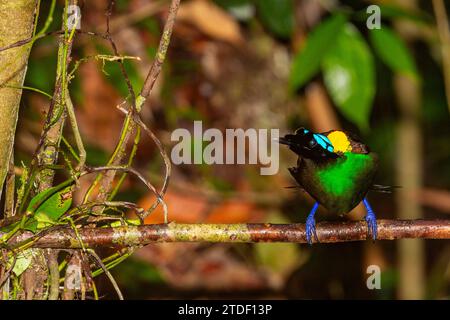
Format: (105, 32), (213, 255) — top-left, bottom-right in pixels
(5, 219), (450, 249)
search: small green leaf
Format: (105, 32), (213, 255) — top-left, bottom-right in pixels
(256, 0), (294, 39)
(10, 249), (36, 277)
(322, 24), (375, 131)
(26, 185), (73, 231)
(369, 26), (418, 79)
(290, 14), (347, 90)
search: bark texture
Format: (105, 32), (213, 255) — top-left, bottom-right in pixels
(0, 0), (37, 196)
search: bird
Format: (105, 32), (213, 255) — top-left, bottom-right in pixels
(278, 128), (378, 244)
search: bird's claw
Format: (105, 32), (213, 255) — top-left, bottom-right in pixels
(305, 215), (319, 245)
(365, 211), (378, 241)
(363, 198), (378, 241)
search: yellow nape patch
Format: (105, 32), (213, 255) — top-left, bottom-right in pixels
(327, 131), (352, 153)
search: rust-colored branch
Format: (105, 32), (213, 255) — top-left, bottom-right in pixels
(6, 220), (450, 249)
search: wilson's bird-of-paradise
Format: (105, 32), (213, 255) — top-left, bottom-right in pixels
(279, 128), (378, 244)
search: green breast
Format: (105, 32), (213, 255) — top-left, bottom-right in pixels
(316, 153), (374, 197)
(293, 152), (378, 215)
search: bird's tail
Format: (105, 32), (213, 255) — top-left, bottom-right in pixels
(370, 184), (401, 193)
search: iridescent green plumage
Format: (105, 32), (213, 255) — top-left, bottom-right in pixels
(289, 152), (378, 215)
(279, 128), (379, 243)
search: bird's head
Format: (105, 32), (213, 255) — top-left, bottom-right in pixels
(278, 128), (338, 160)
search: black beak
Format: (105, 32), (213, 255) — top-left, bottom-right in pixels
(277, 136), (294, 146)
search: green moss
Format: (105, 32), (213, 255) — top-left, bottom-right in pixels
(317, 153), (373, 197)
(168, 223), (252, 242)
(111, 226), (141, 246)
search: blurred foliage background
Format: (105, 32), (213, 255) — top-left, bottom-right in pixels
(15, 0), (450, 299)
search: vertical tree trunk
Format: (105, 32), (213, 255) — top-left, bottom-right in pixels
(394, 0), (425, 300)
(0, 0), (37, 197)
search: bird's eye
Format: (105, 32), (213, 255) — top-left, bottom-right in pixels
(308, 139), (317, 147)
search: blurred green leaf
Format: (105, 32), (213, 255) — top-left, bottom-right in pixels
(115, 0), (129, 12)
(379, 268), (398, 299)
(290, 14), (347, 91)
(256, 0), (294, 39)
(353, 5), (431, 24)
(85, 144), (110, 166)
(377, 4), (431, 23)
(215, 0), (254, 20)
(25, 51), (57, 94)
(113, 258), (164, 295)
(322, 24), (375, 131)
(208, 176), (234, 193)
(369, 26), (418, 80)
(137, 17), (160, 36)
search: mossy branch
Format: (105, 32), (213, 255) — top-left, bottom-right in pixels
(4, 220), (450, 249)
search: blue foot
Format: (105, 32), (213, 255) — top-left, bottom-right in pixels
(363, 198), (378, 240)
(305, 202), (319, 245)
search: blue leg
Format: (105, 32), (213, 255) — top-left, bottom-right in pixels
(305, 202), (319, 245)
(363, 198), (377, 240)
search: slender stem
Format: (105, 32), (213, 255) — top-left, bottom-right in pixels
(61, 136), (80, 162)
(140, 0), (180, 99)
(46, 249), (60, 300)
(64, 89), (86, 171)
(4, 155), (15, 218)
(0, 85), (52, 99)
(87, 249), (123, 300)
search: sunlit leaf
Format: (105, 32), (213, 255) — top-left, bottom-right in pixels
(290, 14), (347, 90)
(256, 0), (294, 39)
(322, 24), (375, 131)
(369, 26), (418, 79)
